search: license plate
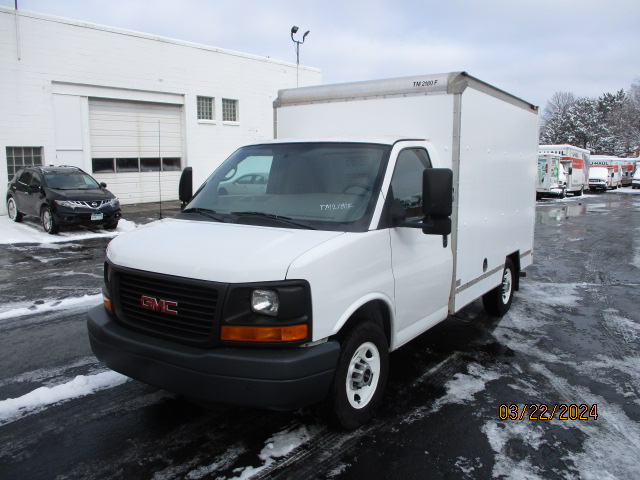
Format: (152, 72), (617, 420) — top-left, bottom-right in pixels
(91, 213), (104, 221)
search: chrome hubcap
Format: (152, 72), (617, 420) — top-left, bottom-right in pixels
(501, 268), (512, 303)
(346, 342), (380, 409)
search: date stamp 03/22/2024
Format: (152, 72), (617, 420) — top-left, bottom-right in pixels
(499, 404), (599, 421)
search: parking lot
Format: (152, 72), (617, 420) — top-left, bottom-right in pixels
(0, 191), (639, 480)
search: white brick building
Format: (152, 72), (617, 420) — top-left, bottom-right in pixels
(0, 7), (321, 215)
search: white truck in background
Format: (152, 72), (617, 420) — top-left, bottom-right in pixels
(589, 166), (615, 191)
(536, 153), (565, 199)
(88, 72), (539, 430)
(538, 144), (590, 196)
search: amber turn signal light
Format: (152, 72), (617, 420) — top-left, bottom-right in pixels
(103, 294), (113, 313)
(221, 324), (308, 342)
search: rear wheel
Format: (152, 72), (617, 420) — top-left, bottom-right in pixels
(482, 258), (515, 316)
(41, 205), (60, 234)
(7, 196), (23, 222)
(324, 321), (388, 430)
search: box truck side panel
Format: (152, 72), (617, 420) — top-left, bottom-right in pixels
(275, 94), (455, 170)
(453, 87), (537, 312)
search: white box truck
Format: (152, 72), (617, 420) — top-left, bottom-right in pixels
(87, 72), (539, 429)
(538, 144), (590, 196)
(536, 153), (565, 199)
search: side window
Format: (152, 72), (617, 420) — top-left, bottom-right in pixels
(30, 172), (42, 188)
(18, 171), (33, 186)
(390, 148), (431, 220)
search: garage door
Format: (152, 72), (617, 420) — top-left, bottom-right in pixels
(89, 99), (183, 204)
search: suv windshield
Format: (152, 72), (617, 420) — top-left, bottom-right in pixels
(185, 143), (391, 232)
(44, 172), (101, 190)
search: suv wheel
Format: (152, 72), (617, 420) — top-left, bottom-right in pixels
(41, 205), (60, 234)
(7, 197), (23, 222)
(104, 220), (119, 230)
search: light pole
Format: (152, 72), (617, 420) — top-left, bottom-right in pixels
(290, 26), (309, 87)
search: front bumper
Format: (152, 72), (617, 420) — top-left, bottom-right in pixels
(53, 206), (121, 226)
(87, 305), (340, 410)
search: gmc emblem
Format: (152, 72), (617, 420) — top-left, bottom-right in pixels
(140, 295), (178, 315)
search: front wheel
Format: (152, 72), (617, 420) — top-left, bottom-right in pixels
(482, 258), (515, 316)
(7, 196), (23, 222)
(324, 321), (389, 430)
(41, 205), (60, 234)
(104, 220), (119, 230)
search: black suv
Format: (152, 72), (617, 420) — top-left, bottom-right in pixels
(6, 166), (121, 234)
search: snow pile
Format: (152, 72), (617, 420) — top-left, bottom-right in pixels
(430, 363), (500, 413)
(0, 371), (129, 425)
(0, 215), (137, 245)
(0, 294), (102, 321)
(227, 425), (321, 480)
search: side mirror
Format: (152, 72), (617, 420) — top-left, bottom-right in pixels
(179, 166), (193, 208)
(100, 182), (107, 188)
(422, 168), (453, 236)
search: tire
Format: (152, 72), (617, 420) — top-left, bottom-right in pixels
(482, 258), (515, 317)
(40, 205), (60, 234)
(7, 196), (23, 222)
(324, 321), (389, 430)
(104, 220), (119, 230)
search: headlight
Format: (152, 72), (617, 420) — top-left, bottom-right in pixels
(54, 200), (77, 208)
(251, 289), (279, 316)
(103, 198), (120, 208)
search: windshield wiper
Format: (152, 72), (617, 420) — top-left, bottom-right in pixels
(231, 211), (316, 230)
(182, 208), (231, 223)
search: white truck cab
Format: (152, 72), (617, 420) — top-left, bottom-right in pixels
(88, 72), (539, 429)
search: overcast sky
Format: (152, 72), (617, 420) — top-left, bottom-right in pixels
(2, 0), (639, 108)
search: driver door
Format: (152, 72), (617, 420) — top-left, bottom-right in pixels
(388, 147), (453, 346)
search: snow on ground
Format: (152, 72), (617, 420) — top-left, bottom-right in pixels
(0, 370), (129, 426)
(0, 215), (137, 245)
(0, 294), (102, 321)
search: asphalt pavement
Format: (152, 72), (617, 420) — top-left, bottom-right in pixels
(0, 191), (638, 480)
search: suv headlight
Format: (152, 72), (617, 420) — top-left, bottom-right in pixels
(103, 198), (120, 208)
(54, 200), (78, 208)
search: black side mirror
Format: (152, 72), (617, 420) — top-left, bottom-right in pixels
(422, 168), (453, 218)
(179, 167), (193, 209)
(100, 182), (107, 188)
(422, 168), (453, 237)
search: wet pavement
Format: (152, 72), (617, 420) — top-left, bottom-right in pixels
(0, 192), (638, 479)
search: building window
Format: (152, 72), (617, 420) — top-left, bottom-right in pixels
(92, 158), (115, 173)
(162, 158), (181, 171)
(222, 98), (239, 122)
(6, 146), (43, 181)
(116, 158), (140, 172)
(140, 158), (161, 172)
(197, 96), (214, 120)
(92, 157), (182, 174)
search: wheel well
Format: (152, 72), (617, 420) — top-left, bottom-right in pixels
(333, 300), (392, 348)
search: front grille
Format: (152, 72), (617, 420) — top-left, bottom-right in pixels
(68, 200), (109, 208)
(115, 270), (222, 344)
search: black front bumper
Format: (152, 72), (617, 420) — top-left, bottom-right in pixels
(87, 305), (340, 410)
(53, 208), (121, 226)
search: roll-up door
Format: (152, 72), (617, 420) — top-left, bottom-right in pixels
(89, 99), (183, 204)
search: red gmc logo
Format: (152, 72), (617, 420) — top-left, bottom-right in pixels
(140, 295), (178, 315)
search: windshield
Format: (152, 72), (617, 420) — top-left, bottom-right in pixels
(184, 142), (391, 232)
(44, 172), (101, 190)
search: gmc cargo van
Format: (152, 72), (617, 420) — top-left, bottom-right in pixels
(87, 72), (539, 429)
